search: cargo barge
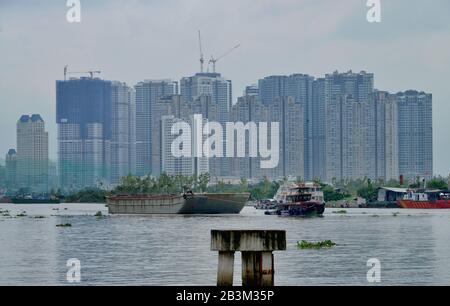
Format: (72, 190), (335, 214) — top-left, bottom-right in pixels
(107, 192), (249, 215)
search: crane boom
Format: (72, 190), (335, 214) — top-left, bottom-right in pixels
(198, 30), (205, 73)
(209, 44), (240, 73)
(66, 69), (101, 79)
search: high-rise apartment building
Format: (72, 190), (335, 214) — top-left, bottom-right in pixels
(56, 77), (112, 191)
(180, 72), (232, 177)
(396, 90), (433, 179)
(134, 80), (178, 176)
(324, 71), (375, 181)
(16, 115), (49, 192)
(5, 149), (18, 190)
(110, 81), (136, 185)
(258, 74), (314, 180)
(374, 91), (399, 181)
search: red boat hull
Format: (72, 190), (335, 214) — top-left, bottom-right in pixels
(398, 200), (450, 209)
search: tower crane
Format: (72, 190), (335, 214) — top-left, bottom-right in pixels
(64, 65), (101, 80)
(198, 30), (205, 73)
(209, 44), (240, 73)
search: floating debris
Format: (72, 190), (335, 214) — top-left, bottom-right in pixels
(56, 223), (72, 227)
(32, 216), (46, 219)
(333, 210), (347, 214)
(94, 211), (103, 217)
(16, 213), (27, 217)
(392, 212), (400, 217)
(297, 240), (337, 249)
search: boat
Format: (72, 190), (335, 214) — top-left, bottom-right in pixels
(180, 192), (249, 214)
(106, 192), (249, 215)
(107, 194), (186, 214)
(397, 189), (450, 209)
(265, 182), (325, 217)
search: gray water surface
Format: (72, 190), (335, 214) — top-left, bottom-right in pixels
(0, 204), (449, 285)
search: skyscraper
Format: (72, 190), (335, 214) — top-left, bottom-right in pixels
(5, 149), (18, 190)
(396, 90), (433, 179)
(258, 74), (314, 179)
(110, 81), (136, 185)
(56, 77), (112, 191)
(312, 78), (326, 180)
(324, 71), (375, 181)
(134, 80), (178, 176)
(180, 72), (232, 177)
(230, 95), (268, 179)
(374, 91), (399, 181)
(16, 114), (49, 192)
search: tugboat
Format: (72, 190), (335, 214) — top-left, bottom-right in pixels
(398, 189), (450, 209)
(265, 182), (325, 217)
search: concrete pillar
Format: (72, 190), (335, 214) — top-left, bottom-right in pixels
(211, 230), (286, 287)
(217, 251), (234, 286)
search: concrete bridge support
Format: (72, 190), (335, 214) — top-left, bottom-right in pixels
(211, 230), (286, 286)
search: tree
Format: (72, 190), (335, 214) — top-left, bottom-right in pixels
(239, 177), (248, 193)
(198, 173), (210, 192)
(426, 179), (448, 190)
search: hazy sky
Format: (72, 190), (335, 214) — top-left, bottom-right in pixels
(1, 0), (449, 175)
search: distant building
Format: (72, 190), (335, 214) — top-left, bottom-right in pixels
(5, 149), (18, 190)
(16, 115), (49, 192)
(258, 74), (314, 180)
(374, 91), (399, 181)
(243, 84), (259, 97)
(230, 95), (268, 179)
(396, 90), (433, 179)
(160, 115), (193, 176)
(56, 77), (112, 191)
(324, 71), (375, 181)
(311, 78), (326, 180)
(134, 79), (178, 176)
(180, 72), (232, 177)
(110, 81), (136, 185)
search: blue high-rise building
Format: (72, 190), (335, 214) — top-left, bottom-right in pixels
(56, 77), (112, 191)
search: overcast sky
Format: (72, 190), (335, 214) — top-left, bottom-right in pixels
(0, 0), (449, 175)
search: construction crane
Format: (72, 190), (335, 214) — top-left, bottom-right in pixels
(198, 30), (205, 73)
(209, 43), (240, 73)
(64, 65), (101, 80)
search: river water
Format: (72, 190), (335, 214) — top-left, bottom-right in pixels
(0, 204), (449, 286)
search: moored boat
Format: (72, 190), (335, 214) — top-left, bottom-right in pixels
(398, 189), (450, 209)
(265, 182), (325, 217)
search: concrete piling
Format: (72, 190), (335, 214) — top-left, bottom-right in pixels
(211, 230), (286, 286)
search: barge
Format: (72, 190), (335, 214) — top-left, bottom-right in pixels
(106, 192), (249, 215)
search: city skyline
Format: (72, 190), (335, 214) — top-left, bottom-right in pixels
(1, 0), (449, 175)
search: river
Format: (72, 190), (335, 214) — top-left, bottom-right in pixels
(0, 204), (449, 285)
